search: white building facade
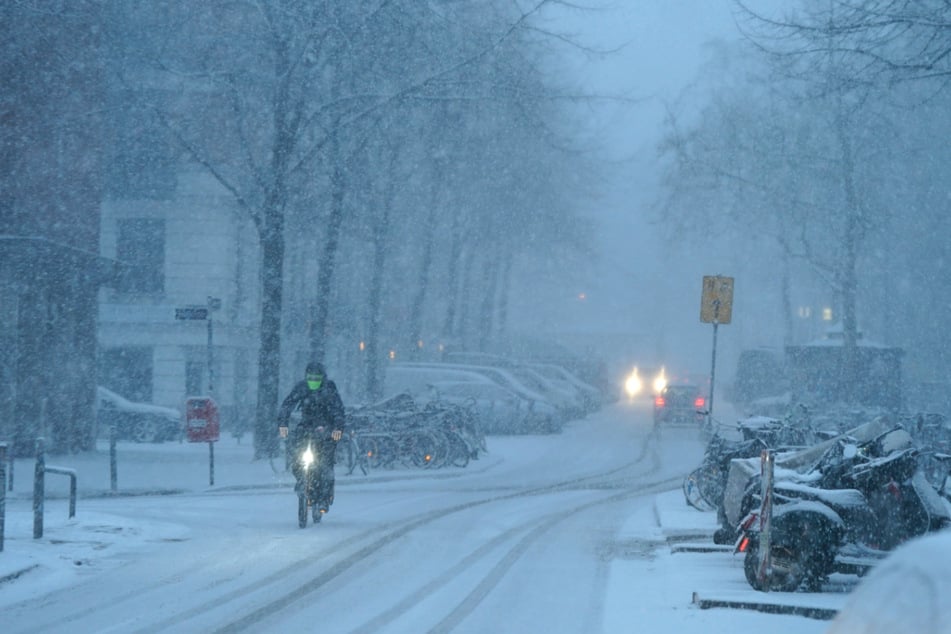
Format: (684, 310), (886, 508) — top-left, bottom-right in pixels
(98, 168), (261, 433)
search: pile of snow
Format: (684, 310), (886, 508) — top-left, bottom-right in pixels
(826, 530), (951, 634)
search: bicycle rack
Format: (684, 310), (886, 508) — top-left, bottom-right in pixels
(33, 437), (78, 539)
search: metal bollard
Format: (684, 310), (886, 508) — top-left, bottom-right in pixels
(32, 438), (79, 539)
(110, 423), (118, 492)
(33, 438), (45, 539)
(0, 442), (6, 552)
(44, 466), (77, 519)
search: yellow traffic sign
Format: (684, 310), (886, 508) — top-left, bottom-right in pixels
(700, 276), (734, 324)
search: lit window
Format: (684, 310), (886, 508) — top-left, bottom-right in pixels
(822, 307), (833, 321)
(797, 306), (812, 318)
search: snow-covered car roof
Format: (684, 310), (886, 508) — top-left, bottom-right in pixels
(392, 362), (554, 406)
(96, 386), (180, 421)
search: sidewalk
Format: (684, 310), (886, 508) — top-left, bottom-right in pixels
(3, 436), (284, 499)
(0, 434), (499, 595)
(0, 436), (280, 591)
(648, 488), (850, 621)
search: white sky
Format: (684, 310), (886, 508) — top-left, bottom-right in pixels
(506, 1), (757, 379)
(508, 1), (793, 380)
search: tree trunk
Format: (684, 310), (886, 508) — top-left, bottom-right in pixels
(495, 250), (514, 337)
(835, 106), (861, 404)
(779, 238), (794, 347)
(477, 255), (500, 352)
(309, 130), (346, 363)
(441, 216), (465, 341)
(254, 211), (284, 459)
(364, 145), (397, 402)
(253, 37), (293, 459)
(407, 196), (439, 358)
(457, 248), (478, 348)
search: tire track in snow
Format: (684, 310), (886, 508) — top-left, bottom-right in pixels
(212, 429), (672, 632)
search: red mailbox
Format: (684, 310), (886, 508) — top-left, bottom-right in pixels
(185, 396), (220, 443)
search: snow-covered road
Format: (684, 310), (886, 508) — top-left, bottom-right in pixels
(0, 402), (830, 633)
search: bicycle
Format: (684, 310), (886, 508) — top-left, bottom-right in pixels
(335, 429), (369, 476)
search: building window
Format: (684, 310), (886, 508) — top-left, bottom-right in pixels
(99, 347), (153, 401)
(116, 218), (164, 295)
(186, 359), (205, 396)
(106, 92), (177, 200)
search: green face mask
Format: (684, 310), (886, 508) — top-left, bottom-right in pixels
(306, 374), (323, 391)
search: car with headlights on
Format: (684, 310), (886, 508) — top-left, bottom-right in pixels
(653, 383), (706, 425)
(623, 366), (668, 400)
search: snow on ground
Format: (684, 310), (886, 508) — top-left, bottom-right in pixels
(0, 411), (937, 633)
(825, 530), (951, 634)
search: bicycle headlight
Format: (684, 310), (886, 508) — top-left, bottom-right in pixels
(301, 445), (315, 468)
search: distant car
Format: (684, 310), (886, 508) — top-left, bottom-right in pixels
(423, 380), (561, 435)
(96, 386), (182, 443)
(653, 383), (706, 425)
(622, 366), (668, 401)
(383, 364), (562, 434)
(508, 367), (585, 419)
(390, 362), (567, 429)
(528, 363), (603, 414)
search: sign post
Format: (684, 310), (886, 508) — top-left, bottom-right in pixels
(700, 275), (734, 428)
(177, 298), (222, 486)
(175, 297), (222, 397)
(758, 449), (775, 590)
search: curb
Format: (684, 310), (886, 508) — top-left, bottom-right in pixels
(691, 592), (838, 620)
(671, 543), (733, 554)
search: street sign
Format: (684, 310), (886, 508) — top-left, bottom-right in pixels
(700, 275), (734, 324)
(175, 306), (209, 321)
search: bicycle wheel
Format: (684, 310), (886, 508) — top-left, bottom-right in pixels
(298, 494), (309, 528)
(336, 436), (356, 475)
(350, 435), (369, 475)
(402, 431), (438, 468)
(683, 468), (714, 511)
(426, 428), (451, 468)
(696, 463), (725, 510)
(445, 430), (470, 468)
(365, 433), (399, 470)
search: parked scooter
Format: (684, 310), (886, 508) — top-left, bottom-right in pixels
(684, 432), (767, 513)
(289, 425), (338, 528)
(683, 414), (813, 542)
(735, 427), (951, 592)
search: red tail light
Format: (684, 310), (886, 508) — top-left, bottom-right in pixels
(737, 536), (750, 553)
(694, 396), (705, 408)
(654, 396), (665, 408)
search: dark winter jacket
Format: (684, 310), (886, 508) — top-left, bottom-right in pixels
(277, 379), (346, 432)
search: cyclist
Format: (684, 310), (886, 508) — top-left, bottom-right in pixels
(278, 361), (346, 518)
